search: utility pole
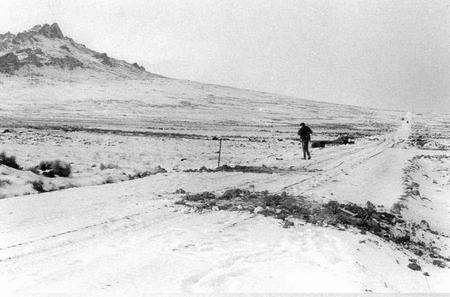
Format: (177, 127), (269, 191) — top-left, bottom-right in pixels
(217, 138), (222, 167)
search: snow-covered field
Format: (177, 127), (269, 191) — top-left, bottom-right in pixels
(0, 71), (401, 138)
(1, 109), (449, 294)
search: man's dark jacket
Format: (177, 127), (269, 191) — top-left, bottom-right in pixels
(298, 126), (312, 142)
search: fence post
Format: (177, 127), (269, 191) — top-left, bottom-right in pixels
(217, 138), (222, 167)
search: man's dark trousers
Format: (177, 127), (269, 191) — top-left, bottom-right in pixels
(302, 140), (311, 159)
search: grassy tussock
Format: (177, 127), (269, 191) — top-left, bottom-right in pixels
(0, 151), (21, 169)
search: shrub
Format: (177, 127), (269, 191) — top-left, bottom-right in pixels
(30, 180), (44, 192)
(0, 179), (12, 187)
(104, 176), (115, 184)
(99, 163), (119, 170)
(174, 188), (186, 194)
(391, 202), (407, 214)
(34, 160), (72, 177)
(0, 151), (21, 169)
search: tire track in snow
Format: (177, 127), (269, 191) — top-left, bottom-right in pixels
(277, 138), (390, 192)
(0, 207), (182, 263)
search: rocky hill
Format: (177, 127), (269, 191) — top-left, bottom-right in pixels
(0, 23), (153, 78)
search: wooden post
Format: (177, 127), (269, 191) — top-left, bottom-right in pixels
(217, 138), (222, 167)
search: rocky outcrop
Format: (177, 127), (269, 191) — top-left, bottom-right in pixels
(60, 45), (71, 52)
(47, 56), (83, 69)
(0, 53), (20, 73)
(94, 52), (113, 66)
(38, 23), (64, 39)
(0, 23), (158, 77)
(17, 48), (45, 65)
(1, 23), (64, 49)
(0, 32), (14, 44)
(0, 49), (83, 73)
(132, 62), (146, 71)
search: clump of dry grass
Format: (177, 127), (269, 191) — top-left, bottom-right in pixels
(0, 151), (21, 170)
(0, 179), (12, 187)
(99, 163), (119, 170)
(31, 160), (72, 177)
(29, 180), (44, 192)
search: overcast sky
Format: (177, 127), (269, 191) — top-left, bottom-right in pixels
(1, 0), (449, 113)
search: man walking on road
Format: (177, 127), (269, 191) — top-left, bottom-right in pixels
(298, 123), (312, 160)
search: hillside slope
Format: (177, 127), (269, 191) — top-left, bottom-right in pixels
(0, 24), (403, 138)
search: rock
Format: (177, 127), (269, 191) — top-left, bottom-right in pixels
(221, 188), (250, 200)
(419, 220), (430, 230)
(50, 23), (64, 38)
(218, 204), (232, 210)
(0, 53), (20, 73)
(47, 55), (83, 69)
(153, 165), (167, 173)
(411, 189), (420, 196)
(253, 206), (264, 213)
(132, 62), (145, 71)
(282, 220), (294, 228)
(211, 206), (219, 211)
(174, 188), (186, 194)
(432, 260), (446, 268)
(337, 225), (346, 231)
(412, 249), (424, 257)
(38, 23), (64, 39)
(276, 212), (288, 220)
(94, 52), (113, 66)
(60, 45), (71, 52)
(407, 262), (421, 271)
(23, 50), (44, 67)
(366, 201), (376, 212)
(29, 24), (43, 32)
(185, 191), (215, 202)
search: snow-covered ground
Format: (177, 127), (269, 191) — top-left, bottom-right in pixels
(1, 112), (449, 294)
(1, 23), (449, 294)
(0, 114), (403, 199)
(0, 71), (402, 139)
